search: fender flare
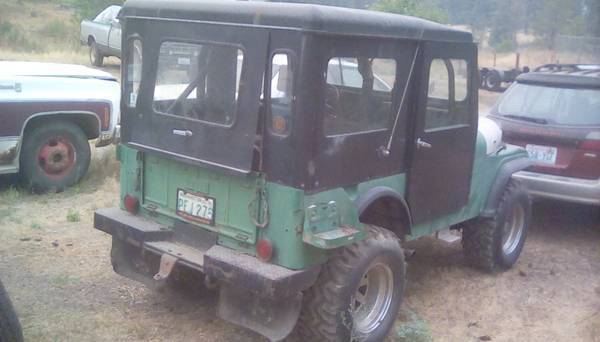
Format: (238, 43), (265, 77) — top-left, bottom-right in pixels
(355, 186), (412, 236)
(15, 111), (101, 169)
(481, 157), (532, 217)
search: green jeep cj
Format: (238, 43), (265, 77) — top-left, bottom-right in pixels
(95, 1), (532, 340)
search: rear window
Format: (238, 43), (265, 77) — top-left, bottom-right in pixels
(153, 41), (243, 126)
(498, 83), (600, 126)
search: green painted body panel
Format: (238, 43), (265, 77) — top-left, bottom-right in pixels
(117, 130), (527, 271)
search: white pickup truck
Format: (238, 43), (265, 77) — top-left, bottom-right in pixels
(80, 5), (122, 67)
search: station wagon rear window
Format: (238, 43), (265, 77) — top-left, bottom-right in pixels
(497, 84), (600, 126)
(153, 41), (244, 126)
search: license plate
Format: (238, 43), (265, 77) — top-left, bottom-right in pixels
(525, 144), (557, 164)
(176, 189), (215, 225)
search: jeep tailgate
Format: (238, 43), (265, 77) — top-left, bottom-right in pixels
(142, 153), (260, 244)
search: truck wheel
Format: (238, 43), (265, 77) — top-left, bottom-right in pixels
(20, 121), (91, 192)
(462, 179), (530, 272)
(90, 41), (104, 67)
(484, 70), (502, 92)
(0, 279), (24, 342)
(295, 226), (405, 342)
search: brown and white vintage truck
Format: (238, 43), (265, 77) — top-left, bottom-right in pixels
(0, 62), (120, 191)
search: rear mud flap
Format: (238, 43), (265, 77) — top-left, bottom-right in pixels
(218, 283), (302, 342)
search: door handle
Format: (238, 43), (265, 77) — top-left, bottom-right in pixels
(416, 138), (432, 149)
(172, 129), (193, 137)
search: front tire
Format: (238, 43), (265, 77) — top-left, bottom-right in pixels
(0, 279), (23, 342)
(462, 179), (531, 272)
(295, 226), (405, 342)
(20, 121), (91, 192)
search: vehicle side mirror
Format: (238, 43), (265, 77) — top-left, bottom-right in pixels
(112, 18), (120, 25)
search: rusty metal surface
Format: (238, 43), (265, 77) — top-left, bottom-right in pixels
(153, 253), (178, 281)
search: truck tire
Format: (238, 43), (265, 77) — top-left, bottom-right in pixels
(0, 279), (23, 342)
(90, 41), (104, 67)
(20, 121), (91, 192)
(484, 70), (502, 92)
(462, 179), (530, 272)
(295, 226), (405, 342)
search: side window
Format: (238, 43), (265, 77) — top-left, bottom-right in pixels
(153, 42), (243, 126)
(125, 39), (142, 108)
(425, 58), (470, 131)
(270, 53), (294, 136)
(324, 57), (396, 136)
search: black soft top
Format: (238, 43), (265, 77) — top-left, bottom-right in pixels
(517, 72), (600, 89)
(122, 0), (472, 42)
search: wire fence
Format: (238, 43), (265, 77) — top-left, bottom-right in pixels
(553, 35), (600, 64)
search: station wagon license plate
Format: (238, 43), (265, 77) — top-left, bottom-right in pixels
(525, 144), (557, 164)
(176, 189), (215, 225)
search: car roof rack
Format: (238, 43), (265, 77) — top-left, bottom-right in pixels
(534, 64), (600, 77)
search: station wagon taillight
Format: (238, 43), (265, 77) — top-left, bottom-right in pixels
(124, 194), (139, 214)
(580, 132), (600, 151)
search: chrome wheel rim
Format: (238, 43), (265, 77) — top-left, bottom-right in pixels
(502, 204), (525, 255)
(351, 262), (394, 334)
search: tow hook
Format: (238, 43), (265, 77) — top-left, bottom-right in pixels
(153, 253), (178, 281)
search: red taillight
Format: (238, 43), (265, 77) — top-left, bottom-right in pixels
(580, 132), (600, 151)
(580, 139), (600, 151)
(256, 239), (274, 262)
(124, 194), (139, 214)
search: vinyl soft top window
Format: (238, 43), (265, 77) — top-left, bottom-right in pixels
(152, 41), (244, 126)
(324, 57), (397, 136)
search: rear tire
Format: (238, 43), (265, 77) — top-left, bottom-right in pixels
(90, 41), (104, 67)
(20, 121), (91, 192)
(462, 179), (531, 272)
(294, 226), (405, 341)
(0, 279), (23, 342)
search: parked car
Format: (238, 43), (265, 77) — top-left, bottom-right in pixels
(80, 5), (122, 67)
(0, 62), (120, 191)
(0, 279), (23, 342)
(489, 64), (600, 205)
(94, 1), (531, 341)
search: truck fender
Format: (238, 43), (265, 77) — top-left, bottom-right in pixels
(355, 186), (412, 237)
(481, 157), (532, 217)
(15, 111), (101, 167)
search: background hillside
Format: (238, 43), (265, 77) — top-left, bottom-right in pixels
(0, 0), (598, 67)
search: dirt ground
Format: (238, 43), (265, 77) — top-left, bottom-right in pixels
(0, 153), (599, 342)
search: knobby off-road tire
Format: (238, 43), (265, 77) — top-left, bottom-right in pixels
(295, 226), (405, 342)
(90, 41), (104, 67)
(462, 179), (531, 272)
(0, 279), (23, 342)
(20, 121), (91, 192)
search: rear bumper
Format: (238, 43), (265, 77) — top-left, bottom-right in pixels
(513, 171), (600, 205)
(94, 207), (319, 298)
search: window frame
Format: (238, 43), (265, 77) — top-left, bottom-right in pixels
(423, 57), (471, 133)
(150, 39), (247, 129)
(267, 49), (297, 137)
